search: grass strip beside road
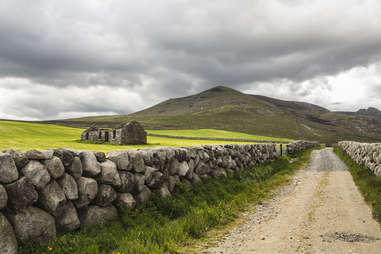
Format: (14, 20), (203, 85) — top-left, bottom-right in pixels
(20, 148), (315, 254)
(333, 147), (381, 224)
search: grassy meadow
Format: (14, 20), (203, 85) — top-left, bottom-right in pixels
(0, 121), (291, 151)
(148, 129), (293, 141)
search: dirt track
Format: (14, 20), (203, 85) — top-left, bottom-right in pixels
(204, 148), (381, 254)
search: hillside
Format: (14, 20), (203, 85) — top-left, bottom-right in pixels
(50, 86), (381, 144)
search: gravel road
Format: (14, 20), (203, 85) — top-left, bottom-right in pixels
(204, 148), (381, 254)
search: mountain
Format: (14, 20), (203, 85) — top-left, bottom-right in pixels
(357, 107), (381, 116)
(50, 86), (381, 145)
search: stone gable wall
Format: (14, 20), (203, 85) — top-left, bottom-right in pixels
(0, 141), (318, 252)
(338, 141), (381, 176)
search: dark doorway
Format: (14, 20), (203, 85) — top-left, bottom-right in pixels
(86, 132), (89, 140)
(105, 131), (109, 142)
(113, 130), (116, 139)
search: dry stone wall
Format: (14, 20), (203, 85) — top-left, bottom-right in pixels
(0, 141), (316, 253)
(338, 141), (381, 176)
(286, 140), (320, 155)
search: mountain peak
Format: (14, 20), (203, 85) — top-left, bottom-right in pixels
(200, 85), (242, 95)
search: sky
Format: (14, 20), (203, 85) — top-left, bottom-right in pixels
(0, 0), (381, 120)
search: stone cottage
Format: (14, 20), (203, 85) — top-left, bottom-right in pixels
(81, 120), (147, 145)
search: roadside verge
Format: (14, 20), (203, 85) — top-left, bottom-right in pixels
(333, 147), (381, 224)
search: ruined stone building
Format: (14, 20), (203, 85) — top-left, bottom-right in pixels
(81, 120), (147, 145)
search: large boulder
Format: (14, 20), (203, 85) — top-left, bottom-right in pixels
(135, 185), (151, 204)
(144, 166), (158, 184)
(168, 175), (180, 192)
(74, 177), (98, 208)
(68, 157), (83, 179)
(57, 173), (78, 200)
(80, 151), (101, 177)
(0, 212), (18, 254)
(44, 156), (65, 179)
(94, 184), (117, 207)
(94, 151), (106, 162)
(3, 149), (28, 169)
(79, 205), (118, 229)
(106, 151), (130, 171)
(169, 159), (190, 176)
(22, 160), (51, 189)
(5, 177), (38, 210)
(55, 201), (80, 231)
(0, 152), (19, 184)
(129, 151), (145, 173)
(98, 160), (121, 188)
(211, 168), (227, 178)
(38, 181), (67, 216)
(53, 148), (75, 168)
(114, 193), (136, 211)
(146, 171), (164, 189)
(25, 149), (53, 160)
(194, 162), (210, 175)
(133, 174), (146, 194)
(0, 184), (8, 209)
(118, 172), (136, 193)
(159, 185), (171, 198)
(7, 206), (56, 243)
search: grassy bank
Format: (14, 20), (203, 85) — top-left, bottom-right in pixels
(333, 147), (381, 223)
(0, 121), (289, 151)
(20, 148), (315, 254)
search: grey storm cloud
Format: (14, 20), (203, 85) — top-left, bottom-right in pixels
(0, 0), (381, 120)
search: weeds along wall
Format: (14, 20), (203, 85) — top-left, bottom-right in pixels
(338, 141), (381, 176)
(0, 141), (317, 252)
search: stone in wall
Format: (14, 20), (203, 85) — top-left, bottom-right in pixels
(80, 151), (101, 177)
(44, 156), (65, 179)
(74, 177), (98, 208)
(6, 206), (56, 243)
(21, 161), (51, 189)
(5, 177), (38, 211)
(0, 152), (19, 184)
(0, 212), (18, 254)
(79, 205), (118, 229)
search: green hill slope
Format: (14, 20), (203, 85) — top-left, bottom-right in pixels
(50, 86), (381, 144)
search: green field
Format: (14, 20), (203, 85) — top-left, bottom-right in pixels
(0, 121), (290, 151)
(148, 129), (292, 141)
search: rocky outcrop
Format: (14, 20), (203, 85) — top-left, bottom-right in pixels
(0, 142), (317, 250)
(338, 141), (381, 176)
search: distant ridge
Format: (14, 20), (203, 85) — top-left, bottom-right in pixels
(335, 107), (381, 117)
(50, 86), (381, 144)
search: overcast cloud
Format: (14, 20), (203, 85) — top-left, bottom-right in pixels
(1, 0), (381, 120)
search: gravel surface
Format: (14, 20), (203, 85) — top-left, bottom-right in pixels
(203, 148), (381, 254)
